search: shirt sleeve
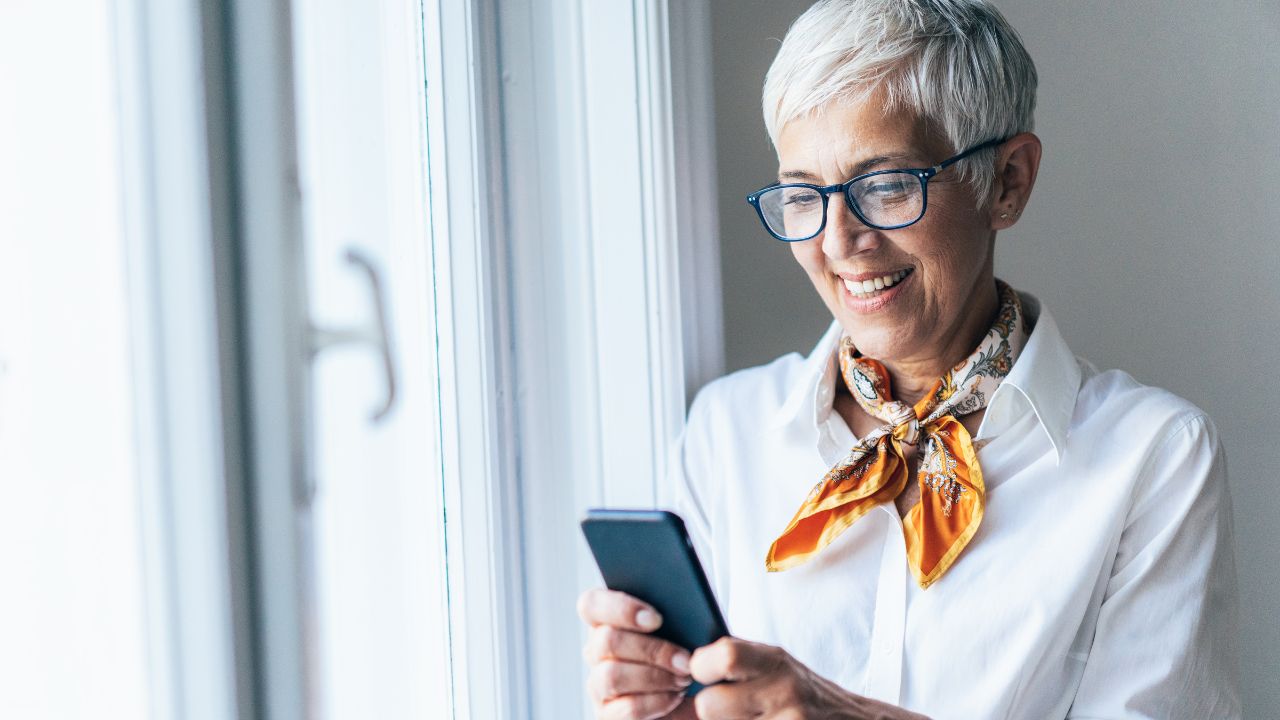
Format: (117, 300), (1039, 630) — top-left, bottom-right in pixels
(1066, 414), (1241, 719)
(658, 389), (718, 596)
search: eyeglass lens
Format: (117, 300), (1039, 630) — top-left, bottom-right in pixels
(757, 171), (924, 239)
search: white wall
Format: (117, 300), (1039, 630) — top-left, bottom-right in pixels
(711, 0), (1280, 716)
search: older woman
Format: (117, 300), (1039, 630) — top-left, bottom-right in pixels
(577, 1), (1239, 718)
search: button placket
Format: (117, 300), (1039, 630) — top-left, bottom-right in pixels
(815, 363), (845, 464)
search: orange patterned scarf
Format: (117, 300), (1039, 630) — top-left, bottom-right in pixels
(766, 281), (1027, 588)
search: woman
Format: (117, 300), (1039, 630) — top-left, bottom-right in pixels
(577, 1), (1239, 718)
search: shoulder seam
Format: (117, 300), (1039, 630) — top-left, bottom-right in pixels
(1125, 412), (1213, 523)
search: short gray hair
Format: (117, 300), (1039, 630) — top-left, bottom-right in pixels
(763, 0), (1037, 204)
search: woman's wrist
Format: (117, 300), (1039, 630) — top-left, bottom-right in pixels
(685, 636), (932, 720)
(803, 666), (931, 720)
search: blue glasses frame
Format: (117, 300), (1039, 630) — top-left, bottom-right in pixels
(745, 137), (1009, 241)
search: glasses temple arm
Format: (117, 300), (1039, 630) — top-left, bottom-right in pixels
(933, 136), (1011, 172)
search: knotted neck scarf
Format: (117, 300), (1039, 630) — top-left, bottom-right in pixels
(766, 280), (1028, 588)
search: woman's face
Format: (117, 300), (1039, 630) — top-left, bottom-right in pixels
(775, 96), (999, 369)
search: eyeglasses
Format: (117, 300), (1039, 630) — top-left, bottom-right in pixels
(745, 137), (1008, 241)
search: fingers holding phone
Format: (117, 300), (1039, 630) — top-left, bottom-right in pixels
(583, 617), (693, 676)
(577, 588), (664, 631)
(579, 510), (728, 718)
(578, 588), (693, 719)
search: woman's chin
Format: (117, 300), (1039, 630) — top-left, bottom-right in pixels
(837, 325), (917, 362)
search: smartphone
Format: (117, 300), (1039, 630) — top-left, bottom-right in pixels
(581, 508), (729, 696)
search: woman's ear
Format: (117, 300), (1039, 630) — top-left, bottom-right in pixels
(988, 132), (1042, 230)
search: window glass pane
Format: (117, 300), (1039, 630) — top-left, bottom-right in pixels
(292, 0), (452, 716)
(0, 2), (151, 718)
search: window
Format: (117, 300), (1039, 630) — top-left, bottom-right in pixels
(0, 3), (151, 716)
(3, 0), (721, 717)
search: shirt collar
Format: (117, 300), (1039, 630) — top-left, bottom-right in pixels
(768, 290), (1081, 462)
(769, 319), (844, 430)
(989, 291), (1081, 462)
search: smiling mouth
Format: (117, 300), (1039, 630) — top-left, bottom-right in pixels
(842, 268), (913, 299)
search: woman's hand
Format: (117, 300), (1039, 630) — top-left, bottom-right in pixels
(577, 588), (696, 719)
(689, 637), (931, 720)
(577, 589), (929, 720)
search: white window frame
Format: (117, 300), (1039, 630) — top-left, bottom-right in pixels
(116, 0), (319, 716)
(415, 0), (727, 713)
(423, 0), (529, 716)
(112, 0), (256, 717)
(492, 0), (724, 713)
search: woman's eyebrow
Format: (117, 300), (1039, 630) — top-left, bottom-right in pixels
(778, 169), (822, 182)
(778, 153), (918, 183)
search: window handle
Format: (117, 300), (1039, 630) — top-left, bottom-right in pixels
(310, 248), (398, 423)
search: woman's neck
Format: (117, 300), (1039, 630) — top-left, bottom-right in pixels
(881, 359), (951, 408)
(880, 280), (1001, 407)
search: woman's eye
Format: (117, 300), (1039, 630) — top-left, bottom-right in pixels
(867, 181), (911, 196)
(783, 190), (821, 206)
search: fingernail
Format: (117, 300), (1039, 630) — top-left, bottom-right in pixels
(676, 674), (693, 688)
(636, 608), (661, 630)
(671, 651), (690, 673)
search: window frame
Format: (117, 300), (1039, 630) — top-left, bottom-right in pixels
(423, 0), (530, 715)
(492, 0), (724, 712)
(111, 0), (256, 716)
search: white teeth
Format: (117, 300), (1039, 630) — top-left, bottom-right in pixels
(844, 269), (910, 298)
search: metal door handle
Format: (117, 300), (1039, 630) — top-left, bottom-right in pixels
(310, 248), (397, 423)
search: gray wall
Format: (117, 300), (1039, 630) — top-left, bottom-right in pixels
(713, 0), (826, 369)
(711, 0), (1280, 715)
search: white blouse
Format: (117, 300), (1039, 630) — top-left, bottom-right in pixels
(663, 292), (1240, 719)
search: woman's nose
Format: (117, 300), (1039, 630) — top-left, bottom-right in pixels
(821, 194), (879, 259)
